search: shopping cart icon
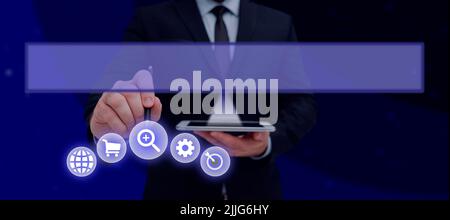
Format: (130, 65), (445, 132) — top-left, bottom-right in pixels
(102, 139), (121, 157)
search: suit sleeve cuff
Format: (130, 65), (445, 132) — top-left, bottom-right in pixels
(251, 137), (272, 160)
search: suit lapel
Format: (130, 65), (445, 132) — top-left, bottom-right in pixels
(173, 0), (259, 75)
(229, 1), (258, 77)
(173, 0), (221, 74)
(173, 0), (210, 42)
(237, 0), (257, 42)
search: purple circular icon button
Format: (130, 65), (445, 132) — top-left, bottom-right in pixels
(129, 120), (168, 160)
(170, 133), (201, 163)
(66, 146), (97, 177)
(200, 146), (230, 177)
(96, 133), (127, 163)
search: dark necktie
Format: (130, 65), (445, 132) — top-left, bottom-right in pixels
(211, 5), (231, 74)
(211, 5), (229, 42)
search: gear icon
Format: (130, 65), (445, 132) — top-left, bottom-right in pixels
(175, 138), (195, 158)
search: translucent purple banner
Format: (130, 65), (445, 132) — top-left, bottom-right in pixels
(26, 43), (423, 93)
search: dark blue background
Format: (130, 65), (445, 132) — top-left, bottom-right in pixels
(0, 0), (447, 199)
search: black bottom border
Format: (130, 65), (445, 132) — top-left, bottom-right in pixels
(1, 200), (448, 218)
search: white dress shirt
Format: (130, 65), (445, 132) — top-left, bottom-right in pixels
(196, 0), (240, 42)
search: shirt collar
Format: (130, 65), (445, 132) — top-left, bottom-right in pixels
(196, 0), (240, 16)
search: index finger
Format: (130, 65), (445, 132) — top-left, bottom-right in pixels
(132, 68), (156, 108)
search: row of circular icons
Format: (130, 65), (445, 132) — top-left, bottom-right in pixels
(67, 121), (230, 178)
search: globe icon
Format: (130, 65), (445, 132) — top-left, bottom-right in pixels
(66, 147), (97, 177)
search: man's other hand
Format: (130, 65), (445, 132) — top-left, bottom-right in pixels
(194, 131), (269, 157)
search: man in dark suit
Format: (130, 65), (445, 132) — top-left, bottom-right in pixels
(86, 0), (316, 199)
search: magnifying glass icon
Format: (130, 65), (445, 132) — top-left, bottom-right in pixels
(137, 129), (161, 152)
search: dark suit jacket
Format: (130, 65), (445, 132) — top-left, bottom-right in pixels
(85, 0), (317, 200)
